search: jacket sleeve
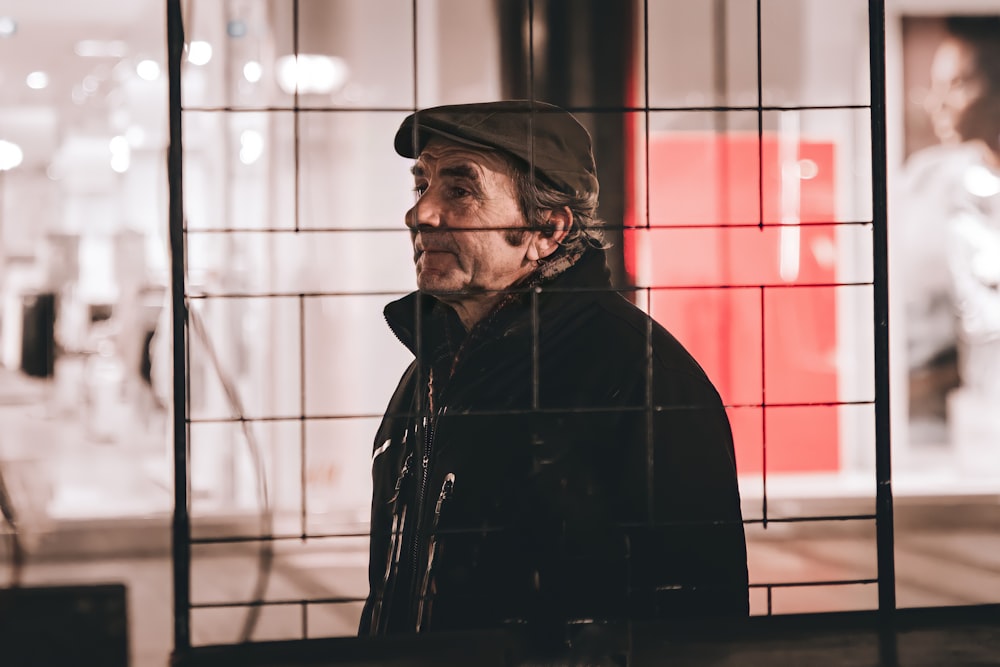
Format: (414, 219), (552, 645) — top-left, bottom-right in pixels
(512, 368), (748, 629)
(624, 369), (749, 618)
(359, 364), (418, 636)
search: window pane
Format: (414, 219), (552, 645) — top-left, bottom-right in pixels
(644, 0), (759, 109)
(187, 297), (303, 421)
(190, 537), (367, 643)
(188, 419), (301, 521)
(746, 520), (877, 616)
(763, 108), (873, 225)
(640, 111), (760, 227)
(415, 0), (501, 107)
(736, 403), (876, 522)
(760, 0), (870, 108)
(183, 111), (297, 231)
(182, 0), (416, 110)
(298, 111), (415, 231)
(303, 295), (413, 417)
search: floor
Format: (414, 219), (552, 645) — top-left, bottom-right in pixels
(2, 367), (1000, 666)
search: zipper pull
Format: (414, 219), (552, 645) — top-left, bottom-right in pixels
(434, 473), (456, 515)
(387, 453), (412, 505)
(399, 452), (412, 480)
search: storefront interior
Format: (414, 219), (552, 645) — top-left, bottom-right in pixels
(0, 1), (998, 665)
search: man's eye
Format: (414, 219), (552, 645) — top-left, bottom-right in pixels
(413, 184), (427, 197)
(449, 187), (470, 199)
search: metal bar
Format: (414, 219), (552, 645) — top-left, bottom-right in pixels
(642, 0), (650, 231)
(293, 0), (301, 232)
(182, 280), (877, 301)
(760, 285), (768, 529)
(186, 511), (877, 547)
(750, 578), (879, 589)
(755, 0), (764, 230)
(184, 398), (878, 427)
(294, 0), (309, 544)
(192, 596), (367, 609)
(167, 0), (191, 655)
(755, 0), (768, 532)
(299, 297), (308, 540)
(868, 0), (897, 629)
(176, 218), (880, 233)
(190, 532), (375, 545)
(178, 103), (874, 114)
(742, 514), (877, 525)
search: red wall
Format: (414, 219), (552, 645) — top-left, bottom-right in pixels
(625, 132), (841, 474)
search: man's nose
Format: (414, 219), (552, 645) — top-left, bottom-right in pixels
(406, 189), (442, 230)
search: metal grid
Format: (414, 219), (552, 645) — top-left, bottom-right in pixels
(167, 0), (894, 658)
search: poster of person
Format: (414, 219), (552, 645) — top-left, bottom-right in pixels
(898, 15), (1000, 469)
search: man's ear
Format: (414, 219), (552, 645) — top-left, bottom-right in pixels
(526, 207), (573, 262)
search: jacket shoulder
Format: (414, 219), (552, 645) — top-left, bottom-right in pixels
(584, 292), (719, 390)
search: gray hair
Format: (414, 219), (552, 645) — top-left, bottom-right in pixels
(509, 164), (608, 256)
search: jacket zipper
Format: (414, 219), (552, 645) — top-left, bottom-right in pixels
(409, 406), (445, 610)
(416, 472), (456, 631)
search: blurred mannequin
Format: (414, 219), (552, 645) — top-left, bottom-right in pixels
(900, 17), (1000, 445)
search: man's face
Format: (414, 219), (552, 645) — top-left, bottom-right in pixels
(925, 37), (989, 144)
(407, 138), (535, 301)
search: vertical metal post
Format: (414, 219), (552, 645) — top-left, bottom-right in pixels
(167, 0), (191, 657)
(868, 0), (897, 658)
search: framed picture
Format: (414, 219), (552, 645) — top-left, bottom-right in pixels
(893, 11), (1000, 474)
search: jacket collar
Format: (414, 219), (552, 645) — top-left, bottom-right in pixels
(384, 247), (612, 356)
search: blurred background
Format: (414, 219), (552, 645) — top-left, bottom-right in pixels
(0, 1), (998, 666)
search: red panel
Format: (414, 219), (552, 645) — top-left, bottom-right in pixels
(626, 132), (840, 474)
(765, 406), (841, 473)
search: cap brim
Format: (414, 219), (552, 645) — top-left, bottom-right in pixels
(393, 118), (498, 159)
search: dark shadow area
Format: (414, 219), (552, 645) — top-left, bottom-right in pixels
(171, 604), (1000, 667)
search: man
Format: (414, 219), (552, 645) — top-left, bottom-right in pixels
(360, 100), (748, 637)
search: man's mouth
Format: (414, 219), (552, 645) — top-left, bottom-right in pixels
(414, 244), (455, 261)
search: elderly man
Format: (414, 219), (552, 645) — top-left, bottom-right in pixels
(360, 101), (748, 637)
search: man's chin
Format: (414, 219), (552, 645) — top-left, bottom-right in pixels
(416, 273), (461, 296)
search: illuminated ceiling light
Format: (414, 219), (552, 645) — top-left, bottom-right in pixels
(243, 60), (263, 83)
(82, 75), (99, 93)
(110, 135), (130, 173)
(239, 130), (264, 165)
(276, 54), (349, 95)
(187, 40), (213, 66)
(26, 71), (49, 90)
(0, 139), (24, 171)
(75, 39), (127, 57)
(136, 59), (161, 81)
(0, 17), (17, 38)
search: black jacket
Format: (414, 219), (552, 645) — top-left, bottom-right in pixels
(360, 248), (748, 636)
